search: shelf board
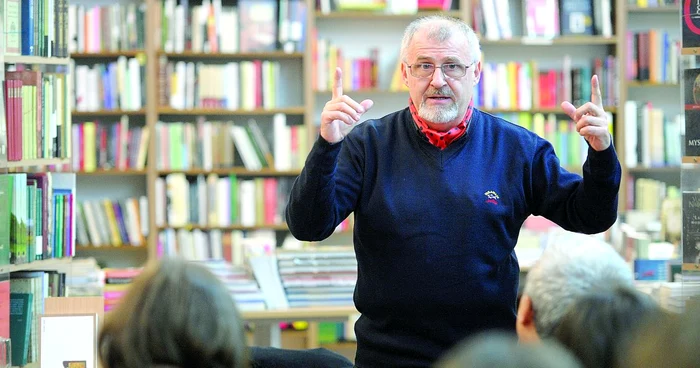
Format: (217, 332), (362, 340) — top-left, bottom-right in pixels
(158, 224), (289, 231)
(480, 36), (616, 46)
(0, 257), (72, 274)
(4, 55), (71, 65)
(682, 47), (700, 55)
(1, 158), (69, 169)
(626, 81), (679, 88)
(72, 109), (146, 116)
(159, 51), (303, 59)
(158, 107), (306, 115)
(683, 157), (700, 164)
(70, 50), (145, 58)
(627, 166), (681, 174)
(159, 168), (301, 176)
(315, 88), (407, 94)
(75, 169), (147, 175)
(77, 245), (147, 251)
(627, 5), (679, 12)
(315, 10), (460, 19)
(479, 106), (617, 114)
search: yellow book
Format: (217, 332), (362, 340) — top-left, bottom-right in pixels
(102, 200), (123, 246)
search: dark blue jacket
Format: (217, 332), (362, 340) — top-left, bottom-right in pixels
(285, 107), (621, 368)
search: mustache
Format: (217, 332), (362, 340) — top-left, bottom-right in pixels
(424, 88), (454, 97)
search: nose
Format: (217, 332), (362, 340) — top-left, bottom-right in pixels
(430, 67), (447, 88)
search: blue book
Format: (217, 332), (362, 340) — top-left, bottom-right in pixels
(21, 0), (34, 55)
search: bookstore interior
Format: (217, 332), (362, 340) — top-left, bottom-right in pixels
(0, 0), (699, 366)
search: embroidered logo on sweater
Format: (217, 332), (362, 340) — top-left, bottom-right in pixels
(485, 191), (499, 205)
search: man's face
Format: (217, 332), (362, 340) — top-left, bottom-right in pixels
(401, 27), (481, 130)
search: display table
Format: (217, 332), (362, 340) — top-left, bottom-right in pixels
(242, 305), (359, 347)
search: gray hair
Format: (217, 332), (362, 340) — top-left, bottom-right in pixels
(400, 15), (481, 64)
(522, 231), (634, 338)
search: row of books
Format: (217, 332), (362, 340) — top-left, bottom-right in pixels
(312, 41), (379, 92)
(626, 30), (681, 84)
(3, 0), (68, 57)
(633, 177), (670, 214)
(158, 0), (307, 54)
(71, 120), (149, 172)
(3, 270), (67, 366)
(493, 112), (596, 168)
(472, 0), (613, 40)
(627, 0), (678, 8)
(75, 196), (149, 248)
(0, 172), (75, 265)
(71, 57), (146, 112)
(4, 69), (70, 162)
(103, 267), (141, 312)
(155, 174), (294, 228)
(159, 58), (291, 111)
(623, 100), (682, 169)
(67, 4), (146, 54)
(154, 114), (309, 172)
(475, 56), (618, 110)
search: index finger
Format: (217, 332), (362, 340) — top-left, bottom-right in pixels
(591, 74), (603, 108)
(333, 67), (343, 100)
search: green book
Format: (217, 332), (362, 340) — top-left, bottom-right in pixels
(9, 292), (32, 367)
(0, 176), (14, 265)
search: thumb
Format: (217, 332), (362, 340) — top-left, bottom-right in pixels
(360, 99), (374, 113)
(560, 101), (576, 120)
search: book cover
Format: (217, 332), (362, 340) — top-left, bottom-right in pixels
(682, 0), (700, 49)
(684, 68), (700, 156)
(9, 292), (32, 367)
(683, 191), (700, 265)
(560, 0), (594, 35)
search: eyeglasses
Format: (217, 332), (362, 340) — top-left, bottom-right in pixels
(405, 62), (474, 79)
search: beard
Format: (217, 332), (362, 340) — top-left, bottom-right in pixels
(418, 87), (459, 124)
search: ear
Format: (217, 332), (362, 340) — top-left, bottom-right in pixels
(401, 62), (409, 86)
(472, 60), (482, 86)
(516, 294), (541, 344)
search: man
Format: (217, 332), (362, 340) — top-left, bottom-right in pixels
(285, 15), (621, 368)
(516, 232), (634, 344)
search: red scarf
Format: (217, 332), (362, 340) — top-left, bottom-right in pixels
(408, 97), (474, 150)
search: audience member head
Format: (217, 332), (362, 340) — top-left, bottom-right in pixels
(517, 231), (633, 342)
(553, 286), (663, 368)
(625, 300), (700, 368)
(98, 258), (248, 368)
(433, 330), (582, 368)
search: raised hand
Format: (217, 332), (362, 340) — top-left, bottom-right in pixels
(320, 67), (374, 144)
(560, 75), (611, 152)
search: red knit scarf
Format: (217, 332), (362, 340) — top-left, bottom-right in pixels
(408, 97), (474, 150)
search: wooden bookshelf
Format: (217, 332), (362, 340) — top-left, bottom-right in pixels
(157, 107), (306, 115)
(0, 257), (72, 275)
(157, 224), (290, 231)
(3, 55), (71, 65)
(681, 47), (700, 55)
(75, 169), (148, 176)
(627, 5), (680, 12)
(0, 158), (70, 169)
(479, 36), (617, 46)
(480, 106), (618, 114)
(76, 245), (147, 251)
(158, 168), (301, 176)
(72, 109), (147, 116)
(627, 166), (681, 174)
(682, 157), (700, 164)
(70, 50), (146, 58)
(159, 51), (304, 59)
(315, 10), (461, 19)
(626, 81), (680, 88)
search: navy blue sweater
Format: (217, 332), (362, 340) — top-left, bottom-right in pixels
(285, 107), (621, 368)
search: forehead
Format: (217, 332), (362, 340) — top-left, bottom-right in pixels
(406, 28), (471, 62)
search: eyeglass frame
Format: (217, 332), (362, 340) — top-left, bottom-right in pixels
(404, 61), (477, 79)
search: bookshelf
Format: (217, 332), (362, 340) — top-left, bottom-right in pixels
(55, 0), (685, 317)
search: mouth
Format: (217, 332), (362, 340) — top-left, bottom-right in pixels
(426, 96), (453, 103)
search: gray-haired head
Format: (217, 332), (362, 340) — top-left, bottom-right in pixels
(522, 232), (634, 338)
(435, 331), (582, 368)
(400, 15), (481, 64)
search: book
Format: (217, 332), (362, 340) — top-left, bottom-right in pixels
(682, 191), (700, 266)
(682, 0), (700, 49)
(684, 68), (700, 156)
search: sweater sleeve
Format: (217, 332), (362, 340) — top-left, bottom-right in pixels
(284, 134), (364, 241)
(529, 137), (621, 234)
